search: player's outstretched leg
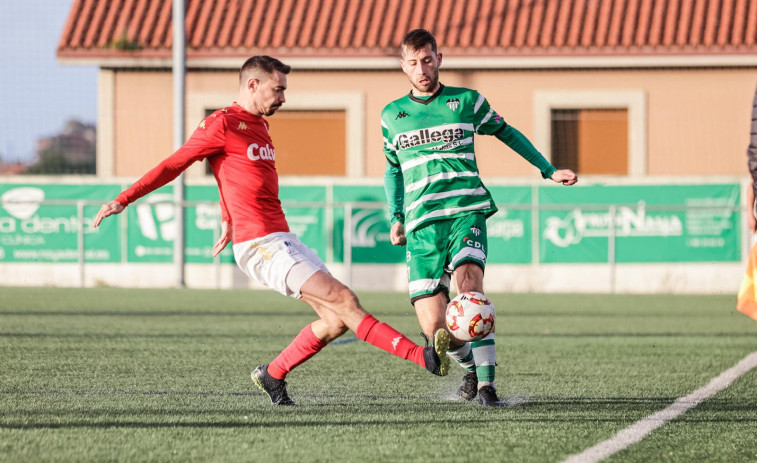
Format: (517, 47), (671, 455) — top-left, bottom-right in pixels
(422, 328), (451, 376)
(300, 271), (450, 376)
(356, 314), (450, 376)
(251, 364), (296, 406)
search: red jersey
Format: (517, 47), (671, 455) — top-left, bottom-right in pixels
(115, 103), (289, 243)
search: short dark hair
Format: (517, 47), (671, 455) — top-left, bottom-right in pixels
(401, 29), (437, 55)
(239, 55), (291, 83)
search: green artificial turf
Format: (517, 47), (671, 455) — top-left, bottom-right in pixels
(1, 288), (755, 462)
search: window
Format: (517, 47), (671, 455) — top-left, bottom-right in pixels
(267, 110), (346, 176)
(535, 90), (647, 176)
(551, 108), (629, 175)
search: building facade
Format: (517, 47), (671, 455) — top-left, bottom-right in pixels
(57, 0), (757, 181)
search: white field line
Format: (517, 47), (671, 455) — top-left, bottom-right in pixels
(561, 351), (757, 463)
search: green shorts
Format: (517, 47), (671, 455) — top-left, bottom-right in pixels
(406, 213), (488, 303)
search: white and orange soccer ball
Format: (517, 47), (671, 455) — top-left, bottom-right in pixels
(445, 292), (496, 342)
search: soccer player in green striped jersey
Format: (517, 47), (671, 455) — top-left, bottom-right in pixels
(382, 29), (577, 406)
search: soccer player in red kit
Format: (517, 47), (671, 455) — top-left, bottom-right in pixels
(92, 55), (450, 406)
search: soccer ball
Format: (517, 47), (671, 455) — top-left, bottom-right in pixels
(445, 292), (495, 342)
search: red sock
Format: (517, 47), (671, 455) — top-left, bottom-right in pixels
(268, 324), (328, 380)
(356, 314), (425, 367)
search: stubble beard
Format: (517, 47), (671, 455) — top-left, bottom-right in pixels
(412, 72), (439, 95)
(264, 105), (281, 116)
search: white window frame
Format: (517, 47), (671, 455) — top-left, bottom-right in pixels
(534, 90), (647, 177)
(96, 69), (116, 177)
(186, 91), (364, 178)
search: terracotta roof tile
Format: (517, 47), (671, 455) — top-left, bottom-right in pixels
(635, 0), (651, 46)
(137, 0), (160, 45)
(716, 0), (733, 45)
(703, 0), (719, 45)
(748, 0), (757, 44)
(79, 0), (94, 46)
(690, 0), (706, 46)
(58, 0), (757, 61)
(648, 0), (664, 46)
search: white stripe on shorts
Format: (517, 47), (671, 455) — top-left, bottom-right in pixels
(408, 273), (451, 297)
(448, 247), (486, 271)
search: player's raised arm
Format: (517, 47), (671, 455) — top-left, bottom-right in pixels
(92, 114), (226, 230)
(491, 122), (578, 186)
(90, 153), (191, 230)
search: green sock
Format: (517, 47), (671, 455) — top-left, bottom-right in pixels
(471, 334), (496, 383)
(446, 342), (475, 372)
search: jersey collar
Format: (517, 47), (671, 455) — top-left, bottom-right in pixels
(408, 84), (444, 105)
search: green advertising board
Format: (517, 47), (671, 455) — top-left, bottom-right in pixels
(332, 185), (403, 264)
(186, 185), (232, 263)
(125, 185), (176, 263)
(332, 184), (534, 265)
(0, 183), (122, 263)
(280, 185), (327, 260)
(0, 181), (742, 266)
(538, 183), (741, 263)
(125, 184), (327, 264)
(487, 186), (532, 264)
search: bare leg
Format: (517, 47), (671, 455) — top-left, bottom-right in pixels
(299, 270), (446, 373)
(453, 263), (498, 396)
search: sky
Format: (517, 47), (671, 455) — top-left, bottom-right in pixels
(0, 0), (97, 164)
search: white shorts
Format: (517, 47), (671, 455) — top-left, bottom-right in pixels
(232, 232), (328, 299)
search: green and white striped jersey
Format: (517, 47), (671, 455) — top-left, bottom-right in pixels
(381, 84), (506, 233)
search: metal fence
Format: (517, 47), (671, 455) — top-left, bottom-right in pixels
(0, 196), (744, 292)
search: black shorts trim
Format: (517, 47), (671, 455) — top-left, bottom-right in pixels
(410, 285), (450, 306)
(450, 258), (485, 274)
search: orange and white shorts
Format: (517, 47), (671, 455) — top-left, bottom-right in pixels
(232, 232), (328, 299)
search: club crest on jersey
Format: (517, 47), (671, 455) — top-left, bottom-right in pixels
(247, 143), (275, 161)
(446, 98), (460, 111)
